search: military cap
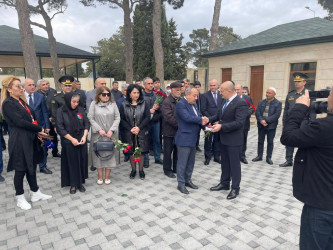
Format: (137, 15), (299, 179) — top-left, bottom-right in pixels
(58, 75), (74, 86)
(292, 72), (309, 82)
(170, 81), (183, 89)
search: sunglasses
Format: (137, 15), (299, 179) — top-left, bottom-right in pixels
(101, 93), (111, 97)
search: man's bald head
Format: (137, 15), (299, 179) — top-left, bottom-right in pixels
(220, 81), (235, 100)
(95, 78), (106, 88)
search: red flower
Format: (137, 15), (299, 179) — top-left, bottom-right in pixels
(124, 149), (129, 153)
(135, 158), (141, 162)
(126, 145), (132, 150)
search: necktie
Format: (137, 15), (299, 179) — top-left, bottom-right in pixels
(192, 105), (198, 116)
(29, 94), (34, 107)
(221, 100), (229, 116)
(213, 92), (217, 105)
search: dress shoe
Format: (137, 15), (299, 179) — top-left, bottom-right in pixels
(139, 171), (145, 180)
(40, 167), (52, 174)
(252, 156), (263, 162)
(165, 172), (176, 178)
(70, 187), (77, 194)
(227, 189), (239, 200)
(130, 170), (136, 179)
(279, 161), (293, 167)
(177, 186), (189, 194)
(52, 153), (61, 158)
(143, 161), (149, 168)
(90, 166), (96, 171)
(155, 159), (163, 165)
(204, 159), (210, 165)
(240, 158), (248, 164)
(214, 158), (221, 164)
(196, 146), (202, 152)
(210, 183), (230, 191)
(185, 181), (198, 189)
(266, 158), (273, 165)
(78, 185), (86, 192)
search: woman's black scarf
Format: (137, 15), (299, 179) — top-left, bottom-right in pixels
(63, 92), (82, 139)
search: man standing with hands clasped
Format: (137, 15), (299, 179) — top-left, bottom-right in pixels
(175, 86), (209, 194)
(281, 88), (333, 249)
(208, 81), (248, 200)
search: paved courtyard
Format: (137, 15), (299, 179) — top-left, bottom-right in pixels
(0, 125), (302, 249)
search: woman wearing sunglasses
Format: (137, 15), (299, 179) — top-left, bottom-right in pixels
(88, 86), (120, 185)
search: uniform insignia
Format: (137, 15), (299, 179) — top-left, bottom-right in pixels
(288, 97), (294, 101)
(54, 94), (57, 96)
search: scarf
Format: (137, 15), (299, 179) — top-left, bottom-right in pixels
(63, 92), (82, 138)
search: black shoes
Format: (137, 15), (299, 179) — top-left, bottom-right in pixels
(40, 167), (52, 174)
(70, 186), (77, 194)
(210, 183), (230, 191)
(78, 185), (86, 192)
(266, 158), (273, 165)
(0, 174), (4, 182)
(196, 146), (202, 152)
(143, 162), (149, 168)
(139, 171), (145, 180)
(279, 161), (293, 167)
(177, 186), (189, 194)
(214, 158), (222, 164)
(185, 181), (198, 189)
(90, 166), (97, 171)
(155, 159), (163, 165)
(165, 172), (176, 178)
(130, 170), (136, 179)
(252, 156), (263, 162)
(52, 153), (61, 158)
(227, 189), (239, 200)
(240, 158), (248, 164)
(204, 159), (210, 165)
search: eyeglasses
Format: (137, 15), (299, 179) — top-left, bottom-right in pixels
(101, 93), (111, 97)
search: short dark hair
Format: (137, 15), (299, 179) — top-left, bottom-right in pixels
(192, 81), (201, 87)
(153, 77), (160, 83)
(126, 84), (144, 103)
(112, 81), (118, 85)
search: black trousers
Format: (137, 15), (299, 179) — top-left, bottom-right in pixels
(220, 144), (241, 190)
(14, 168), (39, 196)
(49, 124), (59, 155)
(257, 128), (276, 158)
(240, 129), (249, 160)
(204, 132), (221, 160)
(285, 146), (294, 163)
(163, 136), (177, 174)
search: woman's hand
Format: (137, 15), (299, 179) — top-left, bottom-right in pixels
(106, 130), (113, 138)
(80, 136), (86, 145)
(71, 138), (79, 146)
(131, 126), (140, 135)
(99, 130), (106, 137)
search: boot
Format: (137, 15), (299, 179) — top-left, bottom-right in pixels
(16, 194), (31, 210)
(30, 189), (52, 202)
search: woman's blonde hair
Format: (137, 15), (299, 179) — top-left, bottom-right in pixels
(94, 86), (114, 104)
(1, 76), (23, 113)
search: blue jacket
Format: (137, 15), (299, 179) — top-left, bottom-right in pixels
(255, 98), (282, 130)
(174, 98), (202, 147)
(31, 92), (50, 129)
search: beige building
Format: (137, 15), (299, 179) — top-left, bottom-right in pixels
(200, 17), (333, 107)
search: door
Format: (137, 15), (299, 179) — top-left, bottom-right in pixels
(221, 68), (232, 83)
(250, 66), (264, 108)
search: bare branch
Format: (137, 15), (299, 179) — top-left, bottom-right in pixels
(30, 21), (46, 30)
(50, 6), (66, 20)
(0, 0), (16, 7)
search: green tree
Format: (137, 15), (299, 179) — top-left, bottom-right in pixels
(216, 26), (241, 47)
(318, 0), (333, 20)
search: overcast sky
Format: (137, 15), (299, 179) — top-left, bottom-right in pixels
(0, 0), (329, 53)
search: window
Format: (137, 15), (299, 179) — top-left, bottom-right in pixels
(289, 62), (316, 91)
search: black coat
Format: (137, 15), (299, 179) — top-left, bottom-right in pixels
(201, 91), (223, 117)
(119, 100), (150, 153)
(3, 97), (43, 175)
(281, 104), (333, 210)
(161, 94), (178, 137)
(255, 98), (282, 130)
(241, 94), (255, 130)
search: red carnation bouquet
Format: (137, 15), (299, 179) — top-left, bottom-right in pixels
(154, 90), (167, 105)
(113, 138), (142, 163)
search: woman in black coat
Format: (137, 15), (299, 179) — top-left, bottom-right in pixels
(119, 84), (150, 180)
(56, 92), (90, 194)
(1, 76), (52, 210)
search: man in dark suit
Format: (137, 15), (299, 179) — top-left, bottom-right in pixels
(209, 81), (248, 199)
(23, 78), (52, 174)
(201, 79), (223, 165)
(193, 81), (203, 152)
(37, 79), (60, 158)
(175, 86), (209, 194)
(235, 84), (255, 164)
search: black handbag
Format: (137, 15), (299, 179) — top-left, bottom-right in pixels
(93, 141), (115, 161)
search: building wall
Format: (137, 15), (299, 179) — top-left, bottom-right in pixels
(207, 42), (333, 101)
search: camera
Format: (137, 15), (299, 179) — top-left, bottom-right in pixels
(309, 89), (330, 114)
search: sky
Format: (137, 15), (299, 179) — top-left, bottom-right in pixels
(0, 0), (329, 53)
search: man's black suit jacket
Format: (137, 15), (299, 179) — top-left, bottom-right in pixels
(240, 94), (254, 130)
(201, 91), (223, 117)
(209, 95), (248, 146)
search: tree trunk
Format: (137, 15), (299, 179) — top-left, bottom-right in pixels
(40, 9), (61, 90)
(16, 0), (40, 82)
(123, 0), (134, 84)
(152, 0), (164, 87)
(209, 0), (222, 51)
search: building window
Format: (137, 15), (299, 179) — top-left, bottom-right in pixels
(289, 62), (316, 91)
(194, 70), (198, 82)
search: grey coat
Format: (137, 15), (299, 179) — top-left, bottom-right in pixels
(88, 101), (120, 169)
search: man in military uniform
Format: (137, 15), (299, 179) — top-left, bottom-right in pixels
(279, 72), (309, 167)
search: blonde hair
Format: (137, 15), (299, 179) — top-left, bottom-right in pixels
(1, 76), (26, 114)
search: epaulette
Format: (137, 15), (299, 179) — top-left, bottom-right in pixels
(288, 90), (295, 93)
(54, 93), (57, 96)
